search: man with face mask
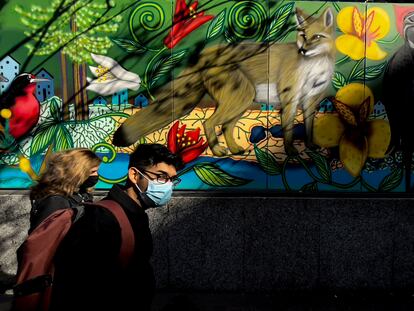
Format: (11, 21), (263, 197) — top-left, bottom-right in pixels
(47, 144), (182, 311)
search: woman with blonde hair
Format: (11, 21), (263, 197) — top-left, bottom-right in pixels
(29, 148), (101, 233)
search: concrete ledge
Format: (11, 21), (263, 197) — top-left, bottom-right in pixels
(1, 193), (414, 292)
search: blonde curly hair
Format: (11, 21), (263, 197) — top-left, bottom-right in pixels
(30, 148), (101, 201)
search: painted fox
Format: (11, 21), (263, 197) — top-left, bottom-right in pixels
(113, 7), (335, 156)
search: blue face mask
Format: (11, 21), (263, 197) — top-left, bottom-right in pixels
(134, 170), (173, 207)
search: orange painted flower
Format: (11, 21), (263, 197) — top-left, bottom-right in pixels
(336, 6), (390, 60)
(167, 121), (208, 164)
(164, 0), (214, 49)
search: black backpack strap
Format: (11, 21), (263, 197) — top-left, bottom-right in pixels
(71, 204), (85, 223)
(84, 200), (135, 268)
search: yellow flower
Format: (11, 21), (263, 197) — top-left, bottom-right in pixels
(0, 109), (12, 119)
(335, 6), (390, 60)
(19, 156), (38, 181)
(313, 83), (391, 177)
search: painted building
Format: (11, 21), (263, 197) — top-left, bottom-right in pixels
(35, 69), (54, 102)
(134, 94), (148, 108)
(93, 96), (107, 106)
(111, 89), (129, 109)
(0, 55), (19, 94)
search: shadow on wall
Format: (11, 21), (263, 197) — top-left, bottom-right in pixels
(0, 194), (30, 293)
(3, 193), (414, 297)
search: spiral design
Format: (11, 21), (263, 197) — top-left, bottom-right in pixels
(91, 142), (127, 184)
(91, 142), (116, 163)
(129, 2), (165, 42)
(228, 1), (267, 40)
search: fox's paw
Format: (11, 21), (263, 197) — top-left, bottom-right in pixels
(305, 140), (318, 151)
(228, 144), (245, 155)
(284, 144), (299, 156)
(212, 145), (228, 157)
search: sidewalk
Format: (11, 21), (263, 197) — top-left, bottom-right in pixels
(2, 291), (414, 311)
(152, 291), (414, 311)
(0, 293), (11, 311)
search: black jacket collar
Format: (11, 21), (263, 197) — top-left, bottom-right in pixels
(106, 184), (144, 215)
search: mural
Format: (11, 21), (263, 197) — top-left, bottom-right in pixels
(0, 0), (412, 192)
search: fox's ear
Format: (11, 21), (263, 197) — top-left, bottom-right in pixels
(295, 8), (308, 28)
(323, 7), (334, 28)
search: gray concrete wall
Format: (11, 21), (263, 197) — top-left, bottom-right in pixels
(1, 192), (414, 292)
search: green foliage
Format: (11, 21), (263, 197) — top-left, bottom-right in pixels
(306, 150), (331, 183)
(263, 2), (295, 41)
(112, 38), (147, 54)
(332, 72), (347, 91)
(49, 97), (61, 120)
(378, 168), (404, 192)
(30, 97), (74, 155)
(254, 145), (281, 175)
(300, 182), (318, 192)
(193, 162), (251, 187)
(0, 119), (15, 150)
(349, 62), (387, 82)
(31, 126), (56, 155)
(54, 126), (74, 152)
(206, 9), (226, 41)
(15, 0), (122, 63)
(149, 50), (187, 88)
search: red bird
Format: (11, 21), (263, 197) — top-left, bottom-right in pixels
(0, 73), (48, 140)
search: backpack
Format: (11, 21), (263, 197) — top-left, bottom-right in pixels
(11, 200), (135, 311)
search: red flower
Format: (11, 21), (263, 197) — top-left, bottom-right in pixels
(394, 5), (414, 37)
(164, 0), (214, 49)
(167, 121), (208, 164)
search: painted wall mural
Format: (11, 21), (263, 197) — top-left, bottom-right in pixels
(0, 0), (412, 192)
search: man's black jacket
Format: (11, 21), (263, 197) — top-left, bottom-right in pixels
(50, 184), (155, 311)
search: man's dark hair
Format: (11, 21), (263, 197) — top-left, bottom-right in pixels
(128, 143), (182, 170)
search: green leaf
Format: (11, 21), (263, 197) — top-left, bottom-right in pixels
(193, 163), (251, 187)
(30, 125), (57, 155)
(306, 150), (331, 183)
(206, 9), (226, 41)
(254, 145), (281, 175)
(264, 2), (294, 41)
(35, 121), (56, 134)
(332, 72), (347, 91)
(300, 182), (318, 192)
(112, 38), (147, 54)
(149, 50), (186, 88)
(54, 125), (74, 151)
(378, 168), (403, 192)
(349, 62), (387, 82)
(49, 97), (61, 121)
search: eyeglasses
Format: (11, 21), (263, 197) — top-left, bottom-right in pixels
(140, 169), (181, 186)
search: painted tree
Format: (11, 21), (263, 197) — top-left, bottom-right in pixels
(15, 0), (122, 121)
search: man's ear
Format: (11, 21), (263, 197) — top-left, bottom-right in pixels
(295, 8), (308, 28)
(128, 167), (140, 185)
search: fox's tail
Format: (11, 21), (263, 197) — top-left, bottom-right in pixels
(112, 69), (205, 147)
